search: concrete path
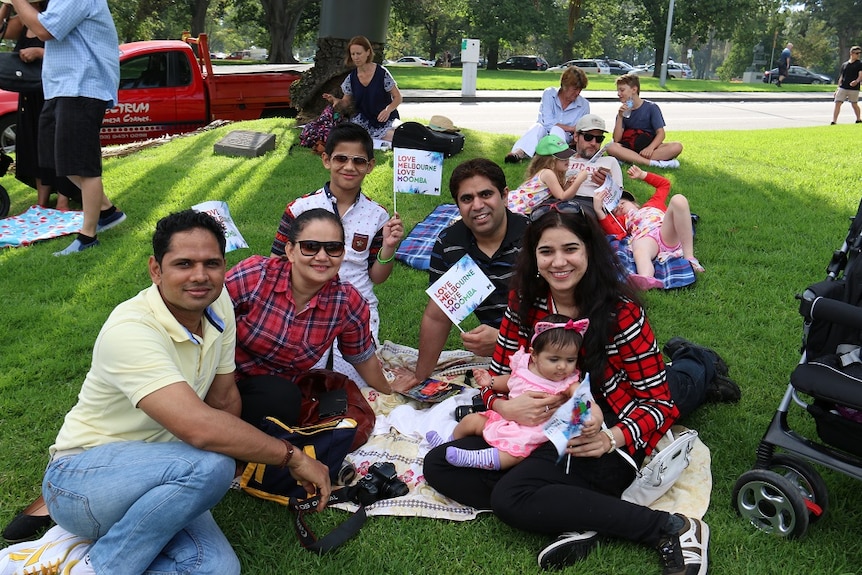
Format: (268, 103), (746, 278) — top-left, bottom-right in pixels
(401, 89), (833, 104)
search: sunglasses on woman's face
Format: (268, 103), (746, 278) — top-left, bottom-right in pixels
(529, 201), (584, 222)
(296, 240), (345, 257)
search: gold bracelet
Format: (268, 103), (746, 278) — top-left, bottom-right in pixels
(376, 251), (395, 264)
(601, 428), (617, 454)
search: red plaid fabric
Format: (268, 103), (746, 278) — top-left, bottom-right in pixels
(226, 256), (375, 380)
(485, 290), (677, 454)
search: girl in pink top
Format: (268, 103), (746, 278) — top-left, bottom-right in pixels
(594, 165), (703, 291)
(427, 316), (602, 470)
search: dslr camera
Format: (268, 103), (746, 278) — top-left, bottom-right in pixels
(352, 462), (409, 506)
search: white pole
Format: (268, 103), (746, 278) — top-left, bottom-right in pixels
(659, 0), (675, 88)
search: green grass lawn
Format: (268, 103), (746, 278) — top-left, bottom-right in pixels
(388, 66), (837, 93)
(1, 119), (860, 574)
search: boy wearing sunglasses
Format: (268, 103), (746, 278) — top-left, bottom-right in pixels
(270, 123), (403, 384)
(271, 122), (402, 337)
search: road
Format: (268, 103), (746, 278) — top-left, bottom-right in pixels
(399, 99), (836, 135)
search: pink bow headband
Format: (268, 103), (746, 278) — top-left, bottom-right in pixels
(531, 318), (590, 345)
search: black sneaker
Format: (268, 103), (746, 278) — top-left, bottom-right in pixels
(706, 373), (741, 403)
(656, 514), (709, 575)
(537, 530), (598, 570)
(662, 337), (729, 377)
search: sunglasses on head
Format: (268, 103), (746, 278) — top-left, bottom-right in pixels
(296, 240), (345, 257)
(579, 133), (605, 143)
(529, 200), (584, 222)
(330, 154), (370, 167)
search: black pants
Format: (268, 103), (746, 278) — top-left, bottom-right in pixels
(423, 349), (715, 544)
(424, 440), (670, 546)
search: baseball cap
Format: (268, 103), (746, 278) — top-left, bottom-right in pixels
(535, 134), (575, 159)
(621, 190), (636, 202)
(575, 114), (608, 133)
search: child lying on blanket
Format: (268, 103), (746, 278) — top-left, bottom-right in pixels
(594, 165), (703, 291)
(507, 135), (590, 215)
(426, 316), (602, 470)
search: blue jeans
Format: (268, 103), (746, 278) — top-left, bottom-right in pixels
(42, 441), (239, 575)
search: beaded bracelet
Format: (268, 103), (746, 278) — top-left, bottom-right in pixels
(376, 251), (395, 264)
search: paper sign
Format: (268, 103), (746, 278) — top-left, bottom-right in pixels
(425, 254), (495, 326)
(394, 147), (443, 195)
(596, 175), (623, 213)
(192, 200), (248, 253)
(589, 142), (612, 163)
(543, 375), (593, 460)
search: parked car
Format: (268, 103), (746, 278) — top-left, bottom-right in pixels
(497, 55), (549, 71)
(762, 65), (832, 84)
(548, 59), (609, 74)
(387, 56), (433, 67)
(633, 63), (692, 79)
(601, 58), (635, 75)
(450, 55), (486, 68)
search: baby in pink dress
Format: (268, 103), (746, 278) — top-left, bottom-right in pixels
(427, 315), (603, 470)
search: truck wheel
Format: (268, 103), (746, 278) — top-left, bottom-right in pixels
(0, 114), (16, 154)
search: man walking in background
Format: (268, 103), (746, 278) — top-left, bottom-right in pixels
(831, 46), (862, 125)
(777, 42), (792, 87)
(9, 0), (126, 256)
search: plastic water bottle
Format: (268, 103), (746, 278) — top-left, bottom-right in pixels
(622, 99), (634, 118)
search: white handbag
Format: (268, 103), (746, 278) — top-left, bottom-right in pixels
(618, 427), (698, 507)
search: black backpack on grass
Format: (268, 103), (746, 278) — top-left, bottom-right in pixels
(392, 122), (464, 157)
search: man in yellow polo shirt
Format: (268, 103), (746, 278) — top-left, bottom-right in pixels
(0, 210), (330, 575)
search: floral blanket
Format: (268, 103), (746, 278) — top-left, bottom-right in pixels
(0, 206), (82, 248)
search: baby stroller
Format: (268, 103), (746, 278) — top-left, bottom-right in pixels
(732, 197), (862, 538)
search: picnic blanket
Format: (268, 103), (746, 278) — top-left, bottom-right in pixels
(611, 236), (697, 290)
(332, 341), (712, 521)
(394, 203), (460, 270)
(0, 206), (82, 249)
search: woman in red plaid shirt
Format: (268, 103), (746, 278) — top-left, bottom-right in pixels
(424, 201), (732, 574)
(226, 209), (408, 429)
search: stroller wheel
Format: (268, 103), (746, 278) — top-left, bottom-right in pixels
(733, 469), (809, 538)
(0, 184), (9, 219)
(767, 454), (828, 522)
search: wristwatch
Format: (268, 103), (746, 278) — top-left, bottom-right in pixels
(601, 428), (617, 454)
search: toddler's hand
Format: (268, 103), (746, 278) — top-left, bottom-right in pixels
(473, 368), (493, 388)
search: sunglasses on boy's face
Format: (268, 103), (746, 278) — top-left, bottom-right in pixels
(578, 132), (605, 143)
(330, 154), (371, 167)
(296, 240), (345, 257)
(529, 200), (584, 222)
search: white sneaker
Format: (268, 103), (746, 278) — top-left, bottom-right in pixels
(59, 546), (94, 575)
(537, 530), (598, 570)
(53, 238), (100, 257)
(650, 159), (681, 169)
(0, 525), (91, 575)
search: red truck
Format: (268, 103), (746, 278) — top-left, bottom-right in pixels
(0, 33), (310, 152)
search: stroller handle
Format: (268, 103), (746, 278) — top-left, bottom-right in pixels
(801, 292), (862, 328)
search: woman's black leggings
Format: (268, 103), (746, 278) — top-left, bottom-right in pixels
(423, 438), (671, 547)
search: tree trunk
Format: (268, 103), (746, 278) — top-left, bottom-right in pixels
(190, 0), (210, 37)
(291, 0), (391, 121)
